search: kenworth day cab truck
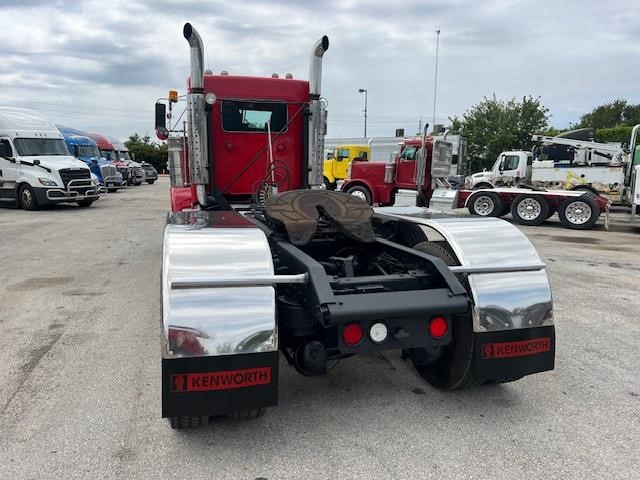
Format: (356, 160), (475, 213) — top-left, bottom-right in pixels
(58, 126), (124, 192)
(323, 143), (370, 189)
(108, 137), (146, 185)
(0, 107), (104, 210)
(155, 23), (555, 429)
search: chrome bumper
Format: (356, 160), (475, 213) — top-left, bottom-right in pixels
(45, 179), (106, 201)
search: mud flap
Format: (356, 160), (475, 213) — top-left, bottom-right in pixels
(473, 326), (555, 381)
(162, 351), (279, 418)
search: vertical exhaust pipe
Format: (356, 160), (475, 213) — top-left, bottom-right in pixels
(183, 23), (210, 206)
(308, 35), (329, 187)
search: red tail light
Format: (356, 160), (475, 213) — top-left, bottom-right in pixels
(429, 316), (448, 339)
(343, 323), (363, 346)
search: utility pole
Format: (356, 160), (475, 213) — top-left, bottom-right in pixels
(358, 88), (368, 137)
(432, 27), (440, 133)
(417, 117), (423, 136)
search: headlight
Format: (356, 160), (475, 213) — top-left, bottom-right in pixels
(464, 176), (472, 189)
(38, 177), (57, 186)
(90, 173), (99, 184)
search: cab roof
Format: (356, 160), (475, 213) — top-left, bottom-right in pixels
(0, 106), (62, 138)
(203, 74), (310, 102)
(58, 126), (97, 146)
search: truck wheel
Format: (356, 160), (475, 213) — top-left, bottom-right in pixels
(409, 241), (476, 390)
(545, 207), (556, 220)
(345, 185), (372, 205)
(18, 184), (39, 211)
(558, 194), (600, 230)
(468, 192), (503, 217)
(169, 416), (209, 429)
(510, 194), (549, 226)
(107, 188), (118, 193)
(227, 408), (267, 421)
(147, 180), (155, 185)
(323, 177), (335, 190)
(77, 200), (94, 207)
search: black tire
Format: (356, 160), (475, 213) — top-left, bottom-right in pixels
(107, 188), (118, 193)
(169, 416), (209, 429)
(77, 200), (94, 207)
(409, 241), (476, 390)
(558, 193), (600, 230)
(147, 180), (155, 185)
(467, 192), (503, 217)
(345, 185), (372, 205)
(18, 184), (39, 211)
(323, 177), (335, 190)
(227, 408), (267, 421)
(409, 241), (521, 389)
(510, 194), (549, 226)
(473, 182), (494, 190)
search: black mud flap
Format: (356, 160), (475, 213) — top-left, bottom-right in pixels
(162, 351), (279, 418)
(473, 326), (555, 381)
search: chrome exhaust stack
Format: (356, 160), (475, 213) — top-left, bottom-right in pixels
(183, 23), (210, 207)
(307, 35), (329, 187)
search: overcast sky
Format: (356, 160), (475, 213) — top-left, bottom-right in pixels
(1, 0), (638, 140)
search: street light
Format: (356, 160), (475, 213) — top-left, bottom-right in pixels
(358, 88), (368, 137)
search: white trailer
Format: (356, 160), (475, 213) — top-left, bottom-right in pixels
(0, 107), (104, 210)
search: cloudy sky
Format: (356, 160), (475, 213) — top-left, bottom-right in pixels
(1, 0), (638, 140)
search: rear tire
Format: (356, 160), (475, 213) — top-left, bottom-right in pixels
(107, 188), (118, 193)
(169, 416), (209, 429)
(510, 194), (549, 226)
(147, 180), (155, 184)
(345, 185), (372, 205)
(77, 200), (94, 207)
(468, 192), (503, 217)
(18, 184), (39, 211)
(409, 241), (477, 390)
(323, 177), (335, 190)
(558, 193), (600, 230)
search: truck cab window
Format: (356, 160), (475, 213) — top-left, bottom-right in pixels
(222, 101), (287, 133)
(14, 138), (69, 156)
(503, 155), (520, 170)
(400, 146), (417, 160)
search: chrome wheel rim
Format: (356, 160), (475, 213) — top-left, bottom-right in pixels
(350, 190), (367, 202)
(517, 198), (542, 220)
(565, 201), (591, 224)
(21, 188), (32, 207)
(473, 195), (494, 216)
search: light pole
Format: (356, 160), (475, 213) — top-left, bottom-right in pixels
(358, 88), (368, 137)
(432, 27), (440, 133)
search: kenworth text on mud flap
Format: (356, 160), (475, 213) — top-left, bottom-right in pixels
(0, 107), (105, 210)
(156, 23), (556, 429)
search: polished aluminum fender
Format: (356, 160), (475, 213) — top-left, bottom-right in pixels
(374, 206), (554, 333)
(161, 210), (278, 359)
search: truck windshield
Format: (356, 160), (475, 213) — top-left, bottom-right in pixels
(76, 145), (101, 157)
(119, 151), (131, 160)
(14, 138), (69, 156)
(222, 100), (287, 132)
(102, 150), (115, 160)
(337, 149), (349, 158)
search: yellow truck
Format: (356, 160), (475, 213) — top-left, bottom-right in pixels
(323, 144), (370, 189)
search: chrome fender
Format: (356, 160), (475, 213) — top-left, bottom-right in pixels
(374, 207), (554, 332)
(161, 211), (277, 358)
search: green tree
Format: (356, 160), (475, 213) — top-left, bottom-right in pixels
(449, 95), (549, 171)
(577, 99), (640, 129)
(125, 134), (168, 172)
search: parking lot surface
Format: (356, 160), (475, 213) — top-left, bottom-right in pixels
(1, 177), (639, 479)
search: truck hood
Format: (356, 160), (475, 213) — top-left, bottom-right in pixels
(21, 155), (90, 171)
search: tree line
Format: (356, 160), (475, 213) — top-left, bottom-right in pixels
(124, 134), (168, 172)
(450, 97), (640, 172)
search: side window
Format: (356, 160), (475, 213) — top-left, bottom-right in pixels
(400, 146), (417, 160)
(359, 151), (368, 159)
(503, 155), (520, 170)
(527, 155), (533, 166)
(0, 138), (14, 158)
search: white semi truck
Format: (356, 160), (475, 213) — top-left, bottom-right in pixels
(0, 107), (104, 210)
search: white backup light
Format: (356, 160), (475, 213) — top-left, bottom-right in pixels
(369, 322), (388, 344)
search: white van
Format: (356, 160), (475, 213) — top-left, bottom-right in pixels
(0, 107), (104, 210)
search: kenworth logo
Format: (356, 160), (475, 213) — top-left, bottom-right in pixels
(171, 367), (271, 392)
(482, 338), (551, 359)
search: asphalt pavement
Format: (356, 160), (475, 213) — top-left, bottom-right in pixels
(1, 177), (638, 479)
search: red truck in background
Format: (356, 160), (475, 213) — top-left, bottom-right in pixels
(341, 134), (453, 207)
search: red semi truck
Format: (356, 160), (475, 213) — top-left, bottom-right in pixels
(341, 135), (453, 207)
(155, 23), (556, 429)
